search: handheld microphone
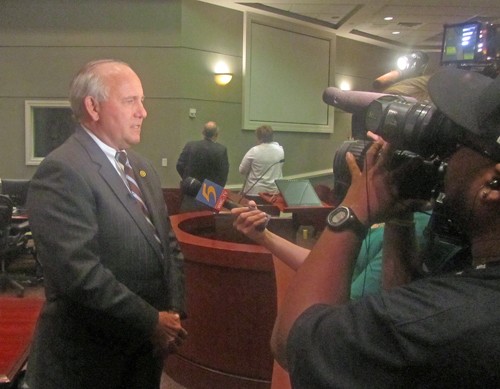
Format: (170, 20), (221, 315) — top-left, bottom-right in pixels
(188, 177), (271, 231)
(184, 177), (241, 212)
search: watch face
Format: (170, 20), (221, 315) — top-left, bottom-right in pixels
(328, 207), (349, 227)
(327, 206), (367, 237)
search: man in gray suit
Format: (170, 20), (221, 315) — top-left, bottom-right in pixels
(25, 59), (187, 389)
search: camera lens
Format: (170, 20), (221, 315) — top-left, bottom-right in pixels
(365, 96), (460, 158)
(333, 139), (444, 201)
(332, 140), (371, 203)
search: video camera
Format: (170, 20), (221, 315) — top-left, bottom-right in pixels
(328, 84), (490, 258)
(330, 95), (470, 272)
(326, 21), (499, 272)
(332, 94), (463, 204)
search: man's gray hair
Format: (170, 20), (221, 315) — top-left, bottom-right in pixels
(69, 59), (129, 121)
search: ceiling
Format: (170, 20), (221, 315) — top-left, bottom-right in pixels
(198, 1), (500, 51)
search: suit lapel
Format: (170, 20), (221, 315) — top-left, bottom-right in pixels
(74, 129), (164, 258)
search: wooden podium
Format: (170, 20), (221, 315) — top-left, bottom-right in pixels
(166, 211), (285, 389)
(165, 193), (331, 389)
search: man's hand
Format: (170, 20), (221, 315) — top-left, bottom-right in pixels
(151, 311), (188, 357)
(342, 133), (399, 226)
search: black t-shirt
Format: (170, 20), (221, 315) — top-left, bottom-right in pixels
(287, 264), (500, 388)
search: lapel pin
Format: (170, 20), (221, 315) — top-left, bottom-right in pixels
(140, 170), (147, 177)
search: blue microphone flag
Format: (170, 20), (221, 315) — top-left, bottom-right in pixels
(195, 179), (229, 212)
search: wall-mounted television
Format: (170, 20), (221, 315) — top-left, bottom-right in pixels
(441, 21), (498, 66)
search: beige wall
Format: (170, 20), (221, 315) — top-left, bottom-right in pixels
(0, 0), (414, 188)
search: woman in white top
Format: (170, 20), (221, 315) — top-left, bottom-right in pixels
(239, 125), (284, 201)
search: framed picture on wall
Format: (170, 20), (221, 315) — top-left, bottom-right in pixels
(25, 100), (76, 165)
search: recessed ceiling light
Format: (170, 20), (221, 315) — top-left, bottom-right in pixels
(384, 16), (394, 21)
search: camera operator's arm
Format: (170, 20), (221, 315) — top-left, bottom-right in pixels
(382, 212), (418, 288)
(271, 137), (398, 369)
(380, 163), (433, 288)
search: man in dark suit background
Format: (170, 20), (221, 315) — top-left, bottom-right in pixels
(25, 59), (187, 389)
(176, 121), (229, 187)
(176, 121), (229, 212)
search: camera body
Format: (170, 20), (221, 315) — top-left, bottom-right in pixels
(332, 139), (446, 204)
(332, 94), (464, 204)
(332, 94), (472, 254)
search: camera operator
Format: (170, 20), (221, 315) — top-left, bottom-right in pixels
(271, 68), (500, 388)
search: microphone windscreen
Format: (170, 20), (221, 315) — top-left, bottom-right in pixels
(181, 177), (202, 196)
(322, 87), (389, 114)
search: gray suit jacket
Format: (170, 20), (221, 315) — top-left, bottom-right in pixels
(25, 127), (185, 387)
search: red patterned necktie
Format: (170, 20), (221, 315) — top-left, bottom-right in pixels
(116, 151), (162, 246)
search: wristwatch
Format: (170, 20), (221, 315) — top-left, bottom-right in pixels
(326, 206), (368, 238)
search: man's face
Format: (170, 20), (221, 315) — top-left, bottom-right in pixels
(444, 146), (493, 225)
(95, 66), (147, 150)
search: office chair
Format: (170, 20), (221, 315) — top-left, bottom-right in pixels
(0, 194), (31, 297)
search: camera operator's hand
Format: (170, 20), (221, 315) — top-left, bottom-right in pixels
(341, 132), (399, 227)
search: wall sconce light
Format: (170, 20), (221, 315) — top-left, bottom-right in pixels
(214, 73), (233, 86)
(339, 81), (351, 91)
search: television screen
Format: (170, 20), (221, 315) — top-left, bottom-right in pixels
(441, 21), (482, 64)
(0, 179), (30, 209)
